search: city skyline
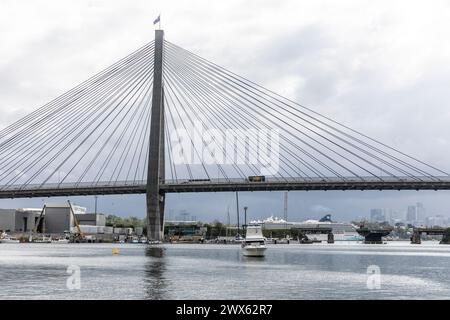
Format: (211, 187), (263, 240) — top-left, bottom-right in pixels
(1, 190), (450, 224)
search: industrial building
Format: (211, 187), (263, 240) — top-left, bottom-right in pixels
(0, 208), (42, 232)
(44, 203), (73, 233)
(0, 203), (105, 235)
(0, 203), (146, 243)
(0, 209), (15, 232)
(36, 203), (92, 234)
(76, 213), (106, 226)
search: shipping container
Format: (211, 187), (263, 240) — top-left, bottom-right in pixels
(79, 225), (98, 234)
(104, 227), (114, 234)
(135, 227), (143, 236)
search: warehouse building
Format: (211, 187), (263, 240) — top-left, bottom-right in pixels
(43, 203), (88, 233)
(44, 203), (73, 234)
(0, 203), (102, 234)
(15, 208), (43, 232)
(0, 209), (16, 232)
(75, 213), (106, 227)
(0, 208), (43, 232)
(0, 203), (125, 237)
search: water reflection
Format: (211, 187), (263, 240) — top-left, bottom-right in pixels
(144, 246), (167, 300)
(242, 256), (266, 262)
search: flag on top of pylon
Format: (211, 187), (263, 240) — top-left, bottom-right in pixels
(153, 15), (160, 25)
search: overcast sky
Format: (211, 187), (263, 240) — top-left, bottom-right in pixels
(1, 0), (450, 222)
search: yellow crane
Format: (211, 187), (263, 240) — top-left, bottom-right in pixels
(68, 200), (85, 242)
(33, 205), (46, 234)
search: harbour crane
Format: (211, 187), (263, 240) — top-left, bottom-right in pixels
(33, 205), (46, 233)
(68, 200), (85, 242)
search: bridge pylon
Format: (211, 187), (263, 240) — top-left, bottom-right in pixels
(146, 29), (165, 241)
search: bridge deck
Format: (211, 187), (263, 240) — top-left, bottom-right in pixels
(415, 228), (447, 235)
(0, 177), (449, 199)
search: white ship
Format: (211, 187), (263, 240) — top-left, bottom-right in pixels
(241, 224), (267, 257)
(252, 214), (364, 242)
(297, 215), (364, 241)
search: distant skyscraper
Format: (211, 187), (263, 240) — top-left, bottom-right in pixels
(176, 210), (191, 221)
(416, 202), (426, 222)
(389, 210), (403, 224)
(383, 209), (392, 223)
(426, 215), (446, 227)
(406, 206), (417, 224)
(370, 209), (384, 222)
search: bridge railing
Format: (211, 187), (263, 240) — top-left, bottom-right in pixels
(0, 176), (449, 192)
(0, 180), (148, 191)
(161, 176), (450, 186)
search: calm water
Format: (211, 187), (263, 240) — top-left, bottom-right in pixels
(1, 241), (450, 300)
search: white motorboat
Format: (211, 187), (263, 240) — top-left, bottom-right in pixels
(242, 224), (267, 257)
(0, 232), (20, 243)
(139, 237), (148, 243)
(33, 236), (52, 243)
(131, 236), (139, 243)
(52, 238), (70, 244)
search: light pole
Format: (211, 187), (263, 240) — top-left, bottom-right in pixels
(226, 206), (230, 239)
(235, 192), (240, 238)
(244, 206), (248, 236)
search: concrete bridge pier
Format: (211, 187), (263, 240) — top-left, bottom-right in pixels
(146, 29), (165, 242)
(357, 226), (391, 244)
(410, 231), (421, 244)
(327, 233), (334, 244)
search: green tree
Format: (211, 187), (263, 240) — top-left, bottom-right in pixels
(105, 215), (145, 228)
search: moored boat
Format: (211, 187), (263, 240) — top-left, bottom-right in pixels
(242, 224), (267, 257)
(52, 238), (70, 244)
(139, 237), (148, 243)
(33, 236), (52, 243)
(0, 232), (20, 243)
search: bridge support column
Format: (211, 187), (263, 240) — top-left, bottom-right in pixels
(327, 232), (334, 244)
(363, 233), (384, 244)
(411, 231), (421, 244)
(146, 29), (165, 241)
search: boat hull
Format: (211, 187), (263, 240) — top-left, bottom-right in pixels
(242, 246), (267, 257)
(303, 233), (364, 242)
(52, 240), (69, 244)
(0, 239), (20, 243)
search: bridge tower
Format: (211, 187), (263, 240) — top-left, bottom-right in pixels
(146, 29), (165, 241)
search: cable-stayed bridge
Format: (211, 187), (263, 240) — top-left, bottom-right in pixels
(1, 30), (449, 240)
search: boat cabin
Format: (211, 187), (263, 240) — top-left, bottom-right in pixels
(244, 224), (265, 244)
